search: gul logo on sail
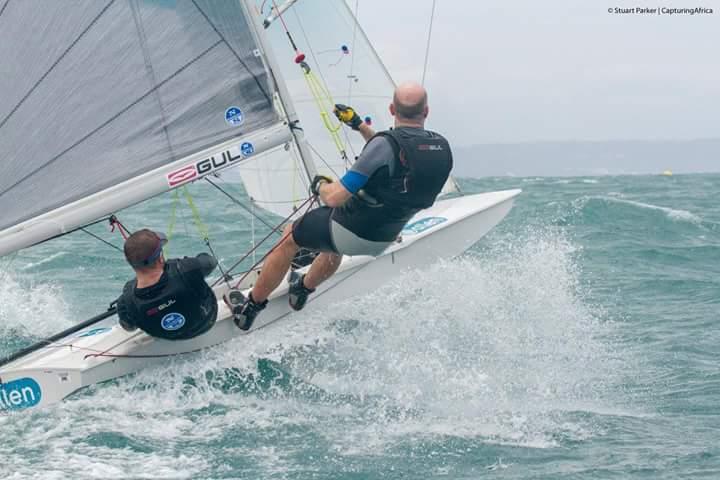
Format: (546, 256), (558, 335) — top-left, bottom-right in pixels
(0, 377), (42, 410)
(167, 165), (198, 187)
(165, 141), (256, 188)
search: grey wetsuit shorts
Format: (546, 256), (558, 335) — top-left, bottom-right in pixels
(292, 206), (391, 257)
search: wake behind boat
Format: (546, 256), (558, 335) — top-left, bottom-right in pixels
(0, 0), (519, 411)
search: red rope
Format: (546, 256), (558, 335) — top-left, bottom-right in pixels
(109, 215), (130, 240)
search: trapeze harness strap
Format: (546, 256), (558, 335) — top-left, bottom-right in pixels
(123, 260), (217, 341)
(369, 127), (453, 209)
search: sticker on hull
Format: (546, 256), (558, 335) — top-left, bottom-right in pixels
(0, 377), (42, 411)
(77, 327), (112, 338)
(401, 216), (448, 235)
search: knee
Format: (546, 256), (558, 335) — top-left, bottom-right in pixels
(281, 225), (298, 250)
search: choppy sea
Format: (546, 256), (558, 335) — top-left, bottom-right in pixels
(1, 174), (719, 479)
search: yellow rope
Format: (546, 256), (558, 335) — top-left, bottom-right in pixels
(302, 66), (347, 157)
(182, 186), (210, 241)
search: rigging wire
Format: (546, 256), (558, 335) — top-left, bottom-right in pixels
(290, 4), (358, 163)
(305, 141), (342, 178)
(271, 0), (353, 168)
(421, 0), (437, 86)
(212, 195), (317, 287)
(347, 0), (360, 103)
(204, 177), (280, 233)
(80, 228), (124, 253)
(230, 195), (318, 289)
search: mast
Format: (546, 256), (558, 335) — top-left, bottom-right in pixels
(239, 0), (318, 183)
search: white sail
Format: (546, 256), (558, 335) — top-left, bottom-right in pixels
(234, 0), (460, 217)
(0, 0), (287, 255)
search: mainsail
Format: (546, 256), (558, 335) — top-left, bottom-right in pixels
(0, 0), (293, 256)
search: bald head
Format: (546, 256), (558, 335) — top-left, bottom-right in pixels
(391, 82), (429, 125)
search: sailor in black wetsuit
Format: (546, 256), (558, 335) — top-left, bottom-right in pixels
(226, 82), (452, 330)
(116, 229), (218, 340)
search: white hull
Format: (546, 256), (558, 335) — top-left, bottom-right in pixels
(0, 190), (520, 411)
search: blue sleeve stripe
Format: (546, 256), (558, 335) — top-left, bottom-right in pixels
(340, 170), (369, 194)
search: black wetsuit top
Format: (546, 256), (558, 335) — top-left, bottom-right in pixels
(116, 254), (218, 340)
(333, 127), (453, 241)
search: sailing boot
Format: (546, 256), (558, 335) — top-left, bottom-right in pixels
(288, 271), (315, 311)
(224, 290), (267, 331)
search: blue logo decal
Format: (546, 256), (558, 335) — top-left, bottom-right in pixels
(77, 327), (112, 338)
(0, 377), (42, 411)
(161, 312), (186, 331)
(225, 107), (244, 126)
(240, 142), (255, 156)
(402, 217), (448, 235)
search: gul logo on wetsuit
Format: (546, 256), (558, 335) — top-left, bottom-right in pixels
(0, 377), (42, 411)
(161, 312), (186, 331)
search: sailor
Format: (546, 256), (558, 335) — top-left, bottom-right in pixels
(226, 82), (453, 329)
(116, 229), (219, 340)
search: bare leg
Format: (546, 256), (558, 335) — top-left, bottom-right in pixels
(303, 252), (342, 290)
(250, 225), (299, 302)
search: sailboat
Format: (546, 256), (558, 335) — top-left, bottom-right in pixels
(0, 0), (520, 411)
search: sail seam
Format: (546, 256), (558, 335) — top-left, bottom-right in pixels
(0, 0), (116, 132)
(0, 0), (9, 20)
(0, 39), (223, 200)
(190, 0), (272, 105)
(129, 0), (175, 163)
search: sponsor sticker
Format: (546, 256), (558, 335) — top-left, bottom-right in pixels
(0, 377), (42, 411)
(161, 312), (186, 331)
(167, 164), (198, 187)
(77, 327), (112, 338)
(401, 216), (448, 235)
(225, 107), (244, 126)
(240, 142), (254, 156)
(164, 141), (253, 188)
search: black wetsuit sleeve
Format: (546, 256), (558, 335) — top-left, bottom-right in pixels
(116, 293), (138, 332)
(177, 253), (217, 287)
(195, 253), (218, 277)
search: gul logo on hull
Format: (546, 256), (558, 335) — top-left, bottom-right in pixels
(165, 142), (254, 188)
(401, 216), (448, 235)
(0, 377), (42, 411)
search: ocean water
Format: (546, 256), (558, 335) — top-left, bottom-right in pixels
(1, 174), (719, 479)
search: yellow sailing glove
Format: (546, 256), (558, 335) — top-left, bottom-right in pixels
(310, 175), (333, 196)
(334, 104), (363, 130)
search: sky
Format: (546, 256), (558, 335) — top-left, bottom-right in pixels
(350, 0), (720, 147)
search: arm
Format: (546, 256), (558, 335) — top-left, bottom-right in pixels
(194, 252), (218, 277)
(315, 136), (393, 207)
(116, 296), (138, 332)
(357, 123), (376, 143)
(318, 181), (352, 208)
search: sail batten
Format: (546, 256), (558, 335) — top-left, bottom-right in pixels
(0, 0), (282, 252)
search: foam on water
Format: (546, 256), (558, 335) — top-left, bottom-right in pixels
(1, 229), (636, 478)
(0, 269), (73, 341)
(584, 196), (702, 223)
